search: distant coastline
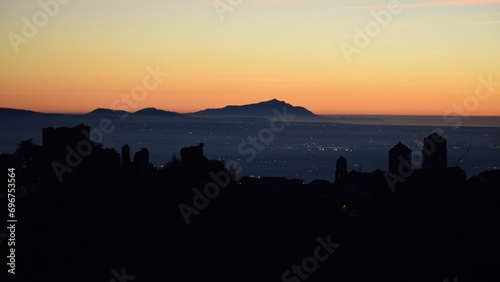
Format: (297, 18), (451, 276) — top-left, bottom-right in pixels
(322, 115), (500, 127)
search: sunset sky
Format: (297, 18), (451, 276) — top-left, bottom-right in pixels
(1, 0), (499, 115)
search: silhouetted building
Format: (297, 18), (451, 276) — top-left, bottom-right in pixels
(180, 143), (206, 167)
(134, 148), (149, 166)
(335, 156), (348, 183)
(122, 144), (131, 169)
(422, 133), (447, 169)
(389, 141), (412, 176)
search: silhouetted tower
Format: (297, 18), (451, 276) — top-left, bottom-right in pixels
(134, 148), (149, 168)
(422, 133), (447, 169)
(121, 144), (131, 169)
(180, 143), (205, 167)
(335, 156), (348, 183)
(389, 142), (412, 176)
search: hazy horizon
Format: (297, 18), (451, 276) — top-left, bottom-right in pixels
(3, 104), (500, 119)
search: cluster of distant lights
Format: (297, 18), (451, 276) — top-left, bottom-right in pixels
(279, 142), (354, 152)
(279, 141), (500, 153)
(488, 144), (500, 150)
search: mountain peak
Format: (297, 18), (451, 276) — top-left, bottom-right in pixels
(87, 108), (129, 115)
(135, 107), (159, 113)
(189, 99), (318, 119)
(133, 107), (184, 117)
(260, 99), (290, 106)
(265, 98), (282, 103)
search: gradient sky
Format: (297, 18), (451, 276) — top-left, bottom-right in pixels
(1, 0), (499, 115)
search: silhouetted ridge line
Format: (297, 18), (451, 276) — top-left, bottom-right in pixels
(86, 108), (130, 116)
(187, 99), (319, 119)
(1, 100), (327, 120)
(0, 108), (51, 117)
(132, 107), (185, 117)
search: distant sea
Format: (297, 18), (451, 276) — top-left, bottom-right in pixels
(1, 115), (499, 183)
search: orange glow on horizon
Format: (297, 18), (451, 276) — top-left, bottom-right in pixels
(1, 1), (499, 116)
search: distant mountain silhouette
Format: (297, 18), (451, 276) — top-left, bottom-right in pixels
(188, 99), (319, 119)
(86, 108), (130, 116)
(132, 107), (186, 118)
(1, 100), (322, 120)
(0, 108), (51, 117)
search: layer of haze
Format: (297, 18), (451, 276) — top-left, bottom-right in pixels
(1, 0), (500, 115)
